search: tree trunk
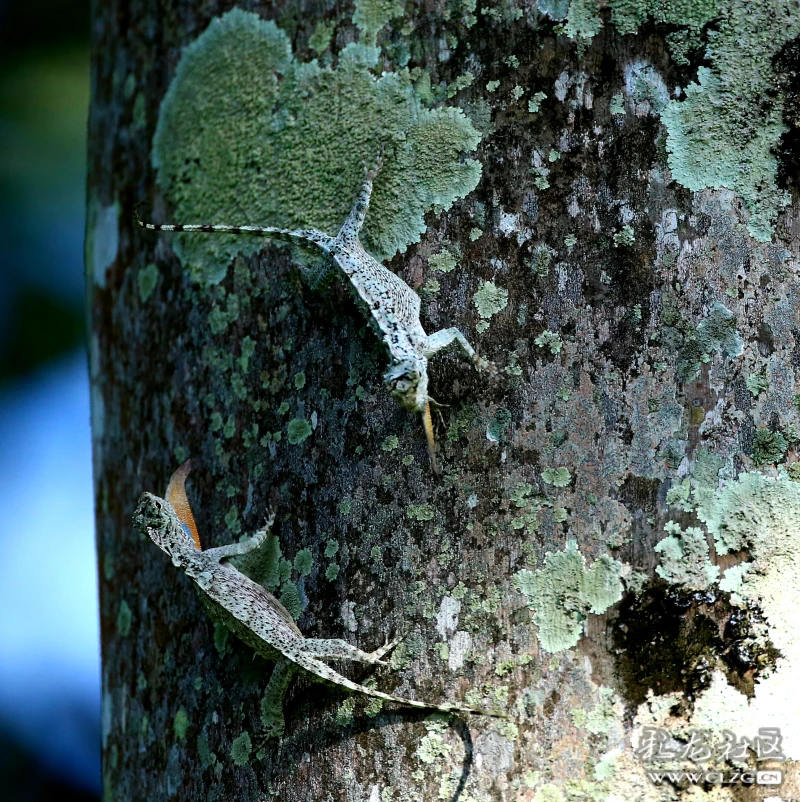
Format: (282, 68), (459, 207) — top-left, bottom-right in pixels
(89, 0), (800, 799)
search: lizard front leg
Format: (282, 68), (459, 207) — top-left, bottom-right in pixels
(423, 327), (489, 370)
(202, 511), (277, 562)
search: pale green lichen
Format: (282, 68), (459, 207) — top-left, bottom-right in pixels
(407, 503), (435, 521)
(173, 707), (189, 740)
(293, 548), (313, 576)
(447, 72), (475, 98)
(612, 225), (635, 247)
(654, 521), (719, 590)
(473, 281), (508, 319)
(381, 434), (399, 451)
(230, 731), (252, 766)
(308, 20), (335, 54)
(746, 370), (769, 397)
(287, 418), (312, 444)
(676, 302), (743, 381)
(352, 0), (404, 47)
(152, 9), (482, 283)
(428, 249), (459, 272)
(659, 0), (800, 241)
(688, 472), (800, 758)
(324, 539), (339, 558)
(752, 428), (787, 466)
(534, 330), (563, 355)
(541, 467), (571, 487)
(278, 583), (302, 619)
(116, 600), (132, 637)
(528, 91), (547, 113)
(137, 263), (159, 302)
(609, 0), (718, 37)
(514, 541), (624, 652)
(420, 277), (440, 295)
(335, 697), (356, 725)
(562, 0), (602, 42)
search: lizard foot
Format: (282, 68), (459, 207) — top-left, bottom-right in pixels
(367, 634), (404, 664)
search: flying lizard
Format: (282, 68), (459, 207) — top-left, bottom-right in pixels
(138, 159), (490, 473)
(134, 461), (504, 734)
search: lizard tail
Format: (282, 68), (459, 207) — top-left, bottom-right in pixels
(293, 651), (506, 719)
(136, 213), (335, 252)
(422, 401), (441, 475)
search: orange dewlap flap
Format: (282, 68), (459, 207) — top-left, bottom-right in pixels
(422, 402), (440, 475)
(166, 459), (202, 550)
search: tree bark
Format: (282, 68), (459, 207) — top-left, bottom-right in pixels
(89, 0), (800, 799)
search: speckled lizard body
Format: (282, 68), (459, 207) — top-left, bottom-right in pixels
(133, 462), (503, 735)
(138, 162), (489, 472)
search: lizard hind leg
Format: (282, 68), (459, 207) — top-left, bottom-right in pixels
(303, 637), (400, 666)
(337, 152), (386, 244)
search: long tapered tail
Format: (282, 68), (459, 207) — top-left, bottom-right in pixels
(422, 401), (440, 475)
(135, 212), (334, 251)
(293, 650), (506, 719)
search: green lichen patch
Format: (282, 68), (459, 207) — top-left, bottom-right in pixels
(293, 548), (313, 576)
(660, 1), (800, 241)
(230, 730), (252, 766)
(406, 502), (435, 521)
(654, 522), (720, 591)
(534, 330), (563, 355)
(173, 707), (189, 740)
(746, 369), (769, 397)
(609, 0), (718, 38)
(751, 428), (787, 466)
(287, 418), (312, 444)
(612, 224), (635, 247)
(381, 434), (399, 451)
(308, 20), (335, 55)
(428, 249), (459, 272)
(541, 467), (571, 487)
(514, 541), (624, 652)
(528, 91), (547, 113)
(676, 302), (743, 381)
(137, 263), (159, 302)
(473, 281), (508, 319)
(116, 600), (132, 637)
(689, 473), (800, 752)
(352, 0), (404, 47)
(152, 9), (482, 284)
(562, 0), (602, 43)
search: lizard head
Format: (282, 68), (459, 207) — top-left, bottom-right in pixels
(134, 492), (197, 569)
(384, 357), (429, 413)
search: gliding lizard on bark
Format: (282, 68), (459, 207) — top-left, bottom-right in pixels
(134, 461), (504, 735)
(138, 159), (490, 473)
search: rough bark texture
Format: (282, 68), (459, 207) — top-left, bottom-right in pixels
(90, 0), (800, 800)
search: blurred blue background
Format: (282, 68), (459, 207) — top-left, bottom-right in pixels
(0, 0), (100, 799)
